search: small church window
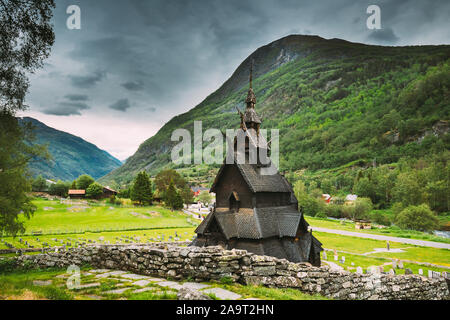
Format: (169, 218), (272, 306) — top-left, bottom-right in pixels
(229, 191), (240, 212)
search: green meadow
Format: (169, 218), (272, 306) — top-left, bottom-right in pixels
(1, 198), (449, 278)
(18, 199), (195, 235)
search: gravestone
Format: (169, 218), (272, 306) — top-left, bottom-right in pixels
(428, 270), (433, 278)
(404, 268), (413, 275)
(418, 269), (423, 275)
(342, 256), (345, 263)
(432, 271), (441, 279)
(356, 267), (363, 274)
(322, 251), (327, 260)
(398, 261), (404, 269)
(443, 272), (448, 279)
(388, 269), (395, 276)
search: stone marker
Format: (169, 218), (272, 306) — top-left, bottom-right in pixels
(356, 267), (363, 274)
(443, 272), (448, 279)
(398, 261), (404, 269)
(404, 268), (413, 275)
(428, 270), (433, 278)
(388, 269), (395, 276)
(418, 269), (423, 275)
(322, 251), (327, 260)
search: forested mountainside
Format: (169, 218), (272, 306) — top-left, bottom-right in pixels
(20, 117), (122, 181)
(100, 35), (450, 189)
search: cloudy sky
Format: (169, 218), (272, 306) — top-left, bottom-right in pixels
(19, 0), (450, 160)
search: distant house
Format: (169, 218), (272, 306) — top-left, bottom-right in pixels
(101, 186), (118, 199)
(191, 186), (209, 197)
(345, 194), (358, 205)
(68, 189), (86, 199)
(321, 194), (332, 204)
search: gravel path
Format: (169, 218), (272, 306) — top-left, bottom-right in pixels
(311, 227), (450, 249)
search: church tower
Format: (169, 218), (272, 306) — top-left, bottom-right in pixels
(191, 61), (323, 266)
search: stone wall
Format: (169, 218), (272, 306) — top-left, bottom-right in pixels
(9, 244), (449, 300)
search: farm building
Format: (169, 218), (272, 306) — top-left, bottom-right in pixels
(192, 65), (323, 266)
(68, 189), (86, 199)
(191, 186), (210, 197)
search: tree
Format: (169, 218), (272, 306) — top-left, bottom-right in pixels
(154, 169), (186, 197)
(32, 175), (48, 192)
(131, 171), (152, 205)
(86, 182), (103, 199)
(70, 180), (77, 189)
(0, 113), (48, 236)
(180, 185), (194, 204)
(48, 180), (70, 197)
(0, 0), (55, 112)
(395, 204), (439, 232)
(352, 197), (373, 221)
(165, 179), (183, 210)
(392, 172), (423, 206)
(0, 1), (55, 236)
(76, 174), (95, 190)
(197, 191), (212, 206)
(354, 177), (376, 202)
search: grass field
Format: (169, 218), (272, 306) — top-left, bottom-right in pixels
(306, 216), (450, 244)
(18, 199), (195, 235)
(1, 198), (449, 279)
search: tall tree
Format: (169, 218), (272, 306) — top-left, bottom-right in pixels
(76, 174), (95, 190)
(0, 1), (55, 236)
(1, 0), (55, 112)
(131, 171), (153, 205)
(154, 169), (186, 196)
(32, 175), (48, 192)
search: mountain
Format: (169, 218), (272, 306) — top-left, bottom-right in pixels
(19, 117), (122, 181)
(100, 34), (450, 187)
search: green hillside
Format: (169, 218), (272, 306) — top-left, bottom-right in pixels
(20, 117), (122, 181)
(100, 35), (450, 187)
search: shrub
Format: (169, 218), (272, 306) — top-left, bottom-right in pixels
(394, 204), (439, 232)
(86, 182), (103, 199)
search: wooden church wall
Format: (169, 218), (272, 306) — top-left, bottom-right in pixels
(214, 165), (253, 208)
(255, 192), (291, 207)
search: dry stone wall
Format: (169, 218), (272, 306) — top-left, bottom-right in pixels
(9, 244), (449, 300)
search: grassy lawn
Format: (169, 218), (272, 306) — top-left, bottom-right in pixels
(17, 199), (196, 235)
(0, 228), (197, 251)
(322, 250), (450, 274)
(316, 231), (450, 267)
(306, 216), (450, 244)
(0, 267), (328, 300)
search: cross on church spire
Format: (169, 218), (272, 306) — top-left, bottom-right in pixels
(245, 59), (256, 108)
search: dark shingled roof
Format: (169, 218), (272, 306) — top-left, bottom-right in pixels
(197, 205), (303, 240)
(211, 158), (292, 193)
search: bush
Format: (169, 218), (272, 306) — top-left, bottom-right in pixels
(371, 212), (392, 226)
(394, 204), (440, 232)
(86, 182), (103, 199)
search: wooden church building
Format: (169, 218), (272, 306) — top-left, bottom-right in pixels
(192, 64), (323, 266)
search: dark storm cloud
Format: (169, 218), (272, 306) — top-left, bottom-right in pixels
(121, 81), (145, 91)
(109, 99), (131, 112)
(64, 94), (89, 101)
(43, 102), (90, 116)
(367, 28), (400, 44)
(30, 0), (450, 122)
(68, 71), (106, 89)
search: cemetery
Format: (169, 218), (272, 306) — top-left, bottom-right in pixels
(2, 243), (448, 300)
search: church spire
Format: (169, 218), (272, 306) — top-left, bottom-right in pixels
(245, 59), (256, 108)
